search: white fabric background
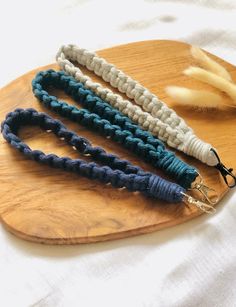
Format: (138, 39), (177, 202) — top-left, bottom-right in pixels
(1, 1), (236, 306)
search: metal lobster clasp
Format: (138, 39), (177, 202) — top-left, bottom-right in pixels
(181, 192), (216, 214)
(191, 173), (219, 205)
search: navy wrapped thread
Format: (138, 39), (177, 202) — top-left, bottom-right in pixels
(32, 69), (197, 189)
(1, 108), (185, 203)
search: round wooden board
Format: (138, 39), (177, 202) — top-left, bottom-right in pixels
(0, 40), (235, 244)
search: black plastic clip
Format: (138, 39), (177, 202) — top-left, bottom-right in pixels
(211, 148), (236, 188)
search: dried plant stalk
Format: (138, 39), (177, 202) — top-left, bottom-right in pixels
(191, 46), (232, 81)
(184, 67), (236, 103)
(165, 86), (221, 109)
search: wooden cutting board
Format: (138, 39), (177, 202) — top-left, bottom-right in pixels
(0, 40), (235, 244)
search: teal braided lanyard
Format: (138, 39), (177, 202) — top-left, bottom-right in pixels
(32, 69), (198, 189)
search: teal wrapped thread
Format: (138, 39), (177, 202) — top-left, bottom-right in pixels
(32, 69), (198, 189)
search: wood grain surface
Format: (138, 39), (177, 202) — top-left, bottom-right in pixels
(0, 40), (235, 244)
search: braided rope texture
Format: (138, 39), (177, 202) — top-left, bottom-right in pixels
(32, 69), (197, 189)
(1, 108), (185, 203)
(56, 44), (218, 166)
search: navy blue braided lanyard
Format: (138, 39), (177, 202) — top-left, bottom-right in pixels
(2, 108), (215, 212)
(32, 69), (198, 189)
(1, 108), (185, 203)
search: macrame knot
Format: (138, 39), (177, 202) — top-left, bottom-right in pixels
(147, 175), (184, 203)
(184, 133), (218, 166)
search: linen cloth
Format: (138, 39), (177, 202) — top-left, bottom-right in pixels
(1, 1), (236, 306)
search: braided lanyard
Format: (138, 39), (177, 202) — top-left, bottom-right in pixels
(56, 44), (236, 188)
(32, 69), (215, 202)
(1, 108), (214, 213)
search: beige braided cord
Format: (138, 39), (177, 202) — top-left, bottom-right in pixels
(56, 44), (218, 166)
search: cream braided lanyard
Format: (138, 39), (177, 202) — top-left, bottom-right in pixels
(56, 44), (236, 188)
